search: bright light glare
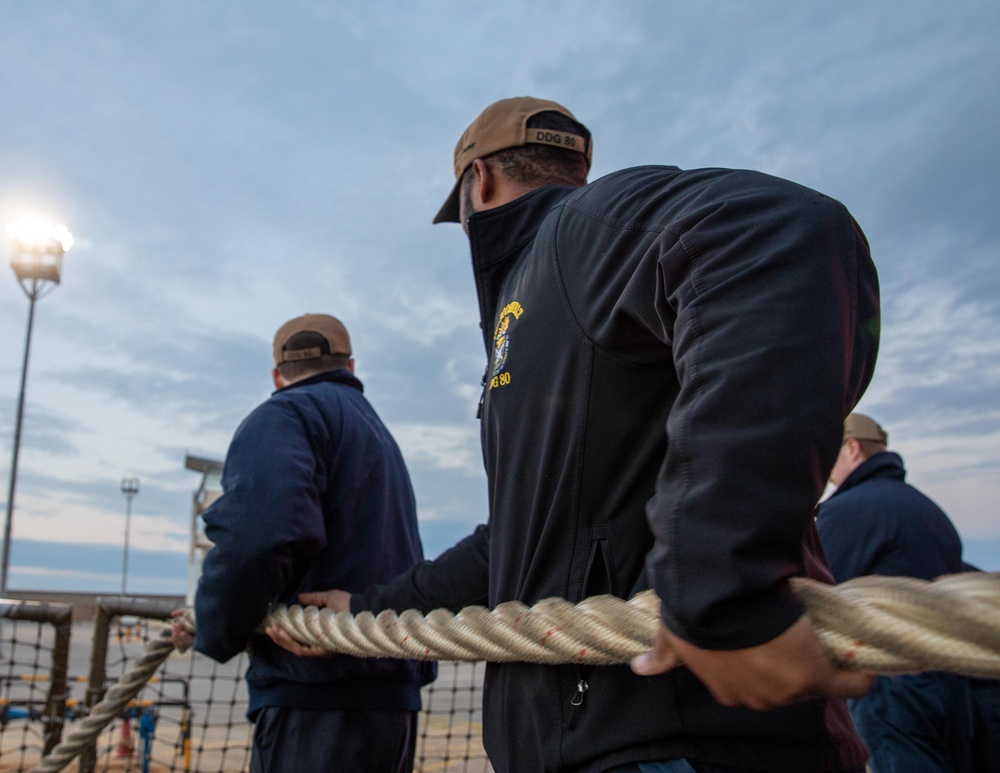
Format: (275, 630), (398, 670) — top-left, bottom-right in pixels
(6, 218), (74, 252)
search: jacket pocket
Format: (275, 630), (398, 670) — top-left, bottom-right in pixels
(568, 527), (614, 729)
(580, 525), (616, 600)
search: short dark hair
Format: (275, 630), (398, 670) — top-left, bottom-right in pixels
(276, 331), (351, 382)
(461, 110), (591, 194)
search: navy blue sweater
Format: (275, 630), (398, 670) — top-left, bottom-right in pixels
(817, 451), (964, 583)
(194, 368), (434, 716)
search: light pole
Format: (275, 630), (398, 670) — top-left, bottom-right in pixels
(120, 478), (140, 595)
(2, 219), (73, 598)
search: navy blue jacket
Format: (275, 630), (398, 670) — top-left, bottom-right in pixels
(357, 166), (877, 772)
(816, 451), (964, 582)
(194, 368), (434, 717)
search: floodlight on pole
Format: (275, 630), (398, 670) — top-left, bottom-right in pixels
(120, 478), (140, 595)
(1, 218), (73, 598)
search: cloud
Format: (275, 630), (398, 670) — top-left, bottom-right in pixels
(9, 539), (189, 594)
(2, 0), (998, 586)
(391, 422), (483, 476)
(861, 278), (1000, 431)
(0, 397), (82, 457)
(11, 488), (189, 552)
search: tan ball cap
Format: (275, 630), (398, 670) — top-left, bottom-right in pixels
(843, 413), (888, 445)
(433, 96), (592, 224)
(272, 314), (352, 366)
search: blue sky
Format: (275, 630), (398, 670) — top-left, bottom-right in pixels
(1, 2), (998, 595)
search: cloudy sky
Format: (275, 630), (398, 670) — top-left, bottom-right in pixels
(0, 2), (997, 596)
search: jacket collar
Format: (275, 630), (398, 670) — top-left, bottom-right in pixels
(273, 367), (363, 396)
(835, 450), (905, 495)
(466, 184), (578, 269)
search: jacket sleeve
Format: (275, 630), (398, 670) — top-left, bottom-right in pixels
(194, 399), (327, 663)
(352, 524), (490, 614)
(609, 174), (879, 649)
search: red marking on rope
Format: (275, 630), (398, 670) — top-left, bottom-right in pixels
(425, 648), (430, 656)
(578, 649), (587, 661)
(843, 639), (865, 662)
(402, 636), (408, 642)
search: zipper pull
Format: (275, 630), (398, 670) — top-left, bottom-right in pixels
(476, 370), (487, 419)
(570, 679), (589, 707)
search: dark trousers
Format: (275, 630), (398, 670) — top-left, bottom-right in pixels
(968, 678), (1000, 772)
(249, 706), (417, 773)
(607, 762), (864, 773)
(849, 672), (975, 773)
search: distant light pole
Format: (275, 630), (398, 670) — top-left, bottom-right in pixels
(1, 219), (73, 598)
(120, 478), (140, 595)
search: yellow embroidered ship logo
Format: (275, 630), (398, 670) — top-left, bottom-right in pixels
(491, 301), (523, 388)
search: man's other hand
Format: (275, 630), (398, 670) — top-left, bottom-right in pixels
(169, 608), (194, 653)
(263, 588), (351, 657)
(631, 615), (874, 710)
(264, 624), (331, 658)
(297, 588), (352, 611)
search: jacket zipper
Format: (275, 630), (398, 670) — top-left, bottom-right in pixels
(476, 370), (487, 419)
(570, 678), (588, 707)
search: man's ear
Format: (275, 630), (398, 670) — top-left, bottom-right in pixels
(272, 368), (287, 390)
(346, 358), (355, 374)
(471, 158), (495, 207)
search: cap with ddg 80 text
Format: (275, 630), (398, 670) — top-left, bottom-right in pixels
(843, 413), (888, 445)
(272, 314), (352, 367)
(433, 96), (593, 225)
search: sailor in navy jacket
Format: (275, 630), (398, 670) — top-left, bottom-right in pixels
(193, 351), (433, 720)
(817, 450), (964, 583)
(817, 414), (984, 773)
(344, 98), (878, 772)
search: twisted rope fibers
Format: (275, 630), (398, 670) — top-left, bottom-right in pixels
(276, 587), (661, 665)
(792, 573), (1000, 676)
(30, 613), (195, 773)
(31, 573), (1000, 772)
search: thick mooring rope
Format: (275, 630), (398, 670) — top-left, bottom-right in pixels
(274, 585), (662, 665)
(265, 573), (1000, 675)
(30, 622), (184, 773)
(792, 572), (1000, 676)
(31, 573), (1000, 772)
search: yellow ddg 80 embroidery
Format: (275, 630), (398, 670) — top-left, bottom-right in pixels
(491, 301), (523, 389)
